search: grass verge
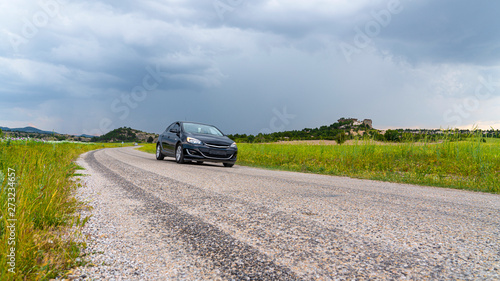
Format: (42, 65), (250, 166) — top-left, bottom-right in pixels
(137, 143), (156, 154)
(0, 141), (128, 280)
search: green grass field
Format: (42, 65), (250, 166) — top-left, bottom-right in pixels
(0, 141), (128, 280)
(237, 139), (500, 193)
(139, 139), (499, 193)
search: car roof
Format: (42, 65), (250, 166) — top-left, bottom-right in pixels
(177, 121), (216, 127)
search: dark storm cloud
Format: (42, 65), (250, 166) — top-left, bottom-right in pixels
(0, 0), (499, 134)
(376, 0), (500, 65)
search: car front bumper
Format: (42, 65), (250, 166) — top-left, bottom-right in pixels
(182, 143), (237, 163)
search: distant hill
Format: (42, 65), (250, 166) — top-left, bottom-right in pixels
(0, 126), (93, 142)
(1, 125), (158, 143)
(90, 127), (158, 143)
(0, 126), (58, 135)
(77, 134), (96, 138)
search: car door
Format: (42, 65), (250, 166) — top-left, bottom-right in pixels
(165, 123), (180, 155)
(160, 123), (174, 156)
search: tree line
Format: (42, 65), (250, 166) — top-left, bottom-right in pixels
(227, 121), (500, 144)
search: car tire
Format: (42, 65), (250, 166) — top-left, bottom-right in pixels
(175, 144), (185, 164)
(223, 163), (234, 168)
(156, 143), (165, 160)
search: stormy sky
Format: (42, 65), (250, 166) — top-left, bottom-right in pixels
(1, 0), (499, 135)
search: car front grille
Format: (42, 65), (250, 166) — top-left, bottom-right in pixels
(198, 148), (234, 159)
(205, 143), (230, 148)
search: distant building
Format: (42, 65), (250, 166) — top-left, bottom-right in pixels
(363, 119), (373, 129)
(338, 118), (358, 123)
(337, 118), (373, 129)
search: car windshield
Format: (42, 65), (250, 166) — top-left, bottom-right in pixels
(182, 123), (224, 136)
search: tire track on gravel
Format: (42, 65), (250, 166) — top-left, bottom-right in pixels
(86, 150), (301, 280)
(91, 149), (436, 280)
(83, 147), (500, 280)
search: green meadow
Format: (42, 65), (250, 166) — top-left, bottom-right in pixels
(140, 138), (500, 193)
(0, 141), (126, 280)
(237, 139), (500, 193)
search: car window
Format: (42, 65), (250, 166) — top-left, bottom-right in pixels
(165, 124), (173, 133)
(182, 123), (223, 136)
(172, 123), (180, 132)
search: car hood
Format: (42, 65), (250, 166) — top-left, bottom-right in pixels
(187, 133), (234, 146)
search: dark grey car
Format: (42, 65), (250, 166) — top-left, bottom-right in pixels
(156, 121), (237, 167)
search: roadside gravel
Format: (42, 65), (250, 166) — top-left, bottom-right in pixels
(74, 151), (226, 280)
(74, 146), (500, 280)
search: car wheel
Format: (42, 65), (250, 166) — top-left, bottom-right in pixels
(223, 163), (234, 168)
(175, 144), (185, 164)
(156, 143), (164, 160)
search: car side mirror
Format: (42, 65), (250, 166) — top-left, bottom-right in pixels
(170, 129), (178, 133)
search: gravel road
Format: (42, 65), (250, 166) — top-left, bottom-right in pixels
(75, 146), (500, 280)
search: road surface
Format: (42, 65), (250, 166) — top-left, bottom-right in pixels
(75, 146), (500, 280)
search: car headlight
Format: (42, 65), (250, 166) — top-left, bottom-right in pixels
(187, 137), (202, 145)
(230, 142), (237, 148)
